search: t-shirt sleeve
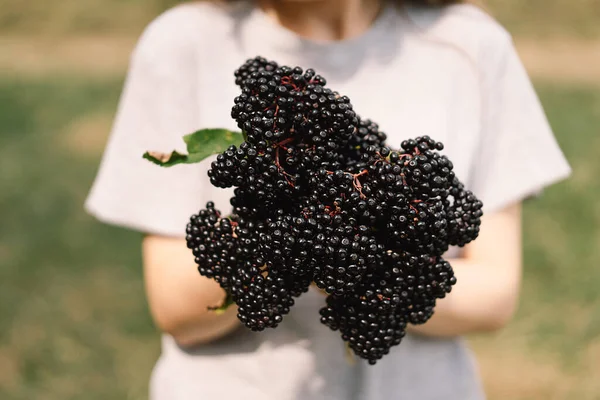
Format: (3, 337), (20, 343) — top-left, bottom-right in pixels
(85, 10), (230, 237)
(468, 34), (572, 214)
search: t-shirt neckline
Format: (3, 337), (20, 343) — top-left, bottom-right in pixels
(246, 1), (400, 55)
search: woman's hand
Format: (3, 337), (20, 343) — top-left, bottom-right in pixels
(408, 202), (522, 337)
(142, 236), (240, 347)
(312, 203), (521, 338)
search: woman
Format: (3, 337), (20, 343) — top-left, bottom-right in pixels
(85, 0), (571, 399)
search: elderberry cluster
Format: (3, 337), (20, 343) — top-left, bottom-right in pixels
(185, 57), (483, 364)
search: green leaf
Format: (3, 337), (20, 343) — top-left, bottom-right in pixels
(143, 128), (243, 167)
(142, 150), (209, 167)
(143, 150), (187, 167)
(183, 128), (242, 154)
(208, 292), (234, 315)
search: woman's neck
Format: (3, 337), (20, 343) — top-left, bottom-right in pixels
(256, 0), (384, 41)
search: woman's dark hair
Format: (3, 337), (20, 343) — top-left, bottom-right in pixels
(407, 0), (463, 4)
(213, 0), (465, 5)
(201, 0), (469, 10)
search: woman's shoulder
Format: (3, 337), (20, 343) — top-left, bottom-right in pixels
(146, 1), (239, 34)
(133, 2), (242, 62)
(403, 3), (514, 66)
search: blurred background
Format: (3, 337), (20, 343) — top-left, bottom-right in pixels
(1, 0), (599, 399)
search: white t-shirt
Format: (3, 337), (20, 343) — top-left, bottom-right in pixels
(85, 2), (571, 399)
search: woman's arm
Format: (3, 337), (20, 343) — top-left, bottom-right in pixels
(142, 203), (521, 344)
(408, 202), (522, 337)
(142, 236), (240, 347)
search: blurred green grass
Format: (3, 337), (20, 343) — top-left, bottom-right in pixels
(0, 76), (159, 400)
(485, 0), (600, 38)
(1, 0), (600, 38)
(0, 74), (598, 399)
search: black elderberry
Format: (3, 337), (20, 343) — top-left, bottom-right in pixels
(182, 56), (483, 364)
